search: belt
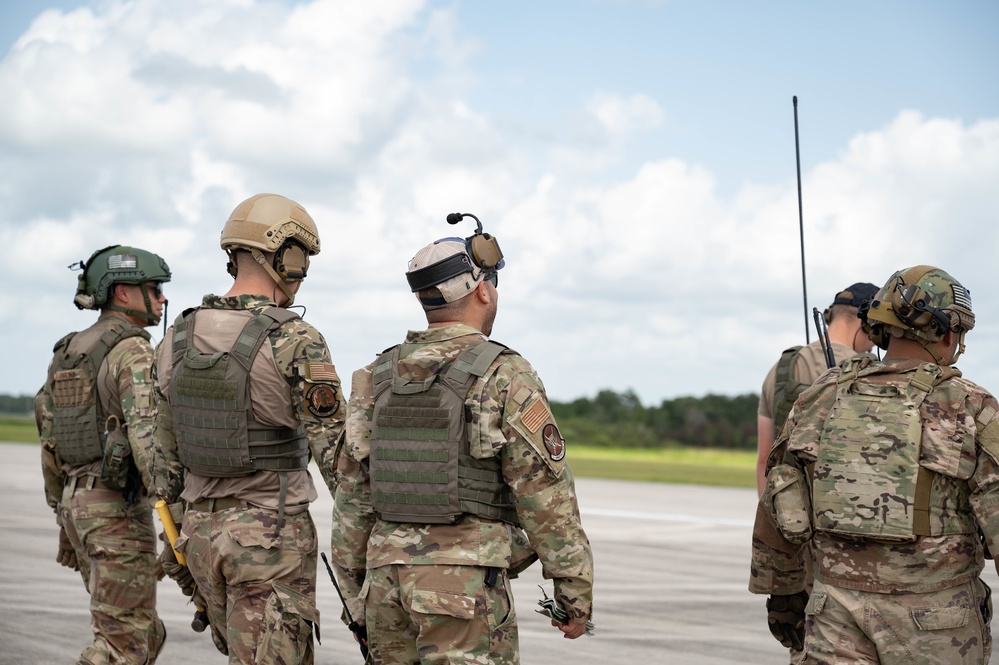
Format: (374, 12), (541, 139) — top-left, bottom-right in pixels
(68, 475), (112, 494)
(188, 497), (248, 512)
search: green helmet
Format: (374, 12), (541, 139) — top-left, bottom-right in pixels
(861, 265), (974, 363)
(73, 245), (172, 322)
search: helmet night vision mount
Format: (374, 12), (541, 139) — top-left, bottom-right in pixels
(405, 212), (505, 293)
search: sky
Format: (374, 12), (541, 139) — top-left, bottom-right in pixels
(1, 0), (997, 406)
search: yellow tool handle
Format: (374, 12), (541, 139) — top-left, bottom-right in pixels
(154, 499), (187, 566)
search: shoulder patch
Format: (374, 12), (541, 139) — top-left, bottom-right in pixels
(508, 391), (566, 475)
(305, 362), (340, 384)
(306, 383), (340, 418)
(541, 423), (565, 461)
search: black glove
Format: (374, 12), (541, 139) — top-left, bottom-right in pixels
(766, 591), (808, 652)
(349, 621), (369, 659)
(57, 525), (79, 571)
(158, 534), (195, 597)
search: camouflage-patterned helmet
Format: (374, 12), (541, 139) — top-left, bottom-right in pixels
(73, 245), (172, 311)
(862, 265), (974, 349)
(220, 193), (320, 256)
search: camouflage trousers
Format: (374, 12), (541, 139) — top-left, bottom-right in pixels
(177, 504), (319, 664)
(363, 563), (518, 665)
(60, 481), (165, 665)
(801, 577), (992, 664)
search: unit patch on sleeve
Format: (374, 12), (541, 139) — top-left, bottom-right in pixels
(306, 383), (340, 418)
(542, 423), (565, 461)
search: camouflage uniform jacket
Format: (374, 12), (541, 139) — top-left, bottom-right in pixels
(37, 311), (159, 517)
(149, 294), (344, 508)
(751, 356), (999, 596)
(331, 324), (594, 622)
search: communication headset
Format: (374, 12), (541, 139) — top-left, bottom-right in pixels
(226, 240), (310, 281)
(406, 212), (504, 292)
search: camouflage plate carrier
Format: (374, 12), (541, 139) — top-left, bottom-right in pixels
(370, 340), (519, 525)
(812, 358), (950, 542)
(49, 322), (151, 466)
(169, 307), (309, 477)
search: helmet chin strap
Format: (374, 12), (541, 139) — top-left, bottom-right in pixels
(918, 329), (966, 366)
(250, 248), (297, 306)
(107, 286), (160, 326)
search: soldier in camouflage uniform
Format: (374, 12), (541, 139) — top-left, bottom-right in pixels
(751, 265), (999, 664)
(330, 216), (595, 665)
(149, 194), (345, 664)
(36, 245), (171, 664)
(756, 282), (879, 496)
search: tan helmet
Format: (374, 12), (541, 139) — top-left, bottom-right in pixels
(220, 193), (320, 255)
(861, 265), (974, 364)
(220, 194), (320, 306)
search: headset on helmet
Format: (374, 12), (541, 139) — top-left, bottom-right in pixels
(220, 193), (320, 305)
(405, 212), (504, 293)
(860, 265), (974, 364)
(71, 245), (171, 325)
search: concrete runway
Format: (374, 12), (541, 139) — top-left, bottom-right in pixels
(2, 439), (997, 664)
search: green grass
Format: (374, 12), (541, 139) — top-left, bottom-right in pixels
(568, 445), (756, 488)
(0, 414), (755, 488)
(0, 415), (36, 443)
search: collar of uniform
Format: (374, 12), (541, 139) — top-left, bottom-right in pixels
(200, 293), (278, 312)
(404, 324), (486, 345)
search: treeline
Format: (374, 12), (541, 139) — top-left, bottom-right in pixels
(551, 389), (759, 450)
(0, 394), (33, 415)
(0, 389), (761, 450)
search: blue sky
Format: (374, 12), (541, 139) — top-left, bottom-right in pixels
(1, 0), (997, 404)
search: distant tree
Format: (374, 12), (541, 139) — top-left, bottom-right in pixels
(0, 394), (34, 415)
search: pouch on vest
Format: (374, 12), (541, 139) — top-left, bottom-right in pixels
(99, 415), (141, 502)
(812, 362), (940, 543)
(772, 346), (808, 434)
(765, 463), (813, 544)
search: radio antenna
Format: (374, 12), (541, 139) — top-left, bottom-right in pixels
(794, 96), (810, 343)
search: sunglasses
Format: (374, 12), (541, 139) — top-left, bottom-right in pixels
(485, 272), (498, 288)
(146, 282), (165, 299)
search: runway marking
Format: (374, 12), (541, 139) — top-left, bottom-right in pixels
(583, 507), (753, 528)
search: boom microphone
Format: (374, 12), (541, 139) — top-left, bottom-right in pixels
(446, 213), (464, 224)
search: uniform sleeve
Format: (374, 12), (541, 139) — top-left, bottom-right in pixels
(488, 361), (594, 622)
(106, 336), (159, 496)
(36, 360), (63, 518)
(329, 364), (377, 624)
(273, 322), (346, 493)
(967, 394), (999, 559)
(149, 332), (185, 504)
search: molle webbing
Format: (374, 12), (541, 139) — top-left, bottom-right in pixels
(50, 323), (151, 466)
(813, 362), (942, 542)
(171, 307), (308, 477)
(370, 340), (518, 525)
(772, 346), (807, 433)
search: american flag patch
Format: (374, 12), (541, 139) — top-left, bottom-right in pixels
(520, 398), (550, 433)
(307, 362), (339, 382)
(108, 254), (137, 269)
(952, 284), (972, 310)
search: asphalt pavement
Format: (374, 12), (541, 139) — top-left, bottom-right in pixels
(2, 440), (996, 664)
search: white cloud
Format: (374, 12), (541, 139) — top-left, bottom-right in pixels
(586, 91), (664, 136)
(1, 1), (998, 408)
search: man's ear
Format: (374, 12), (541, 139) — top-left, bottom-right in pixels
(475, 280), (491, 304)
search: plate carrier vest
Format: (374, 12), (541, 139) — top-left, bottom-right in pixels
(49, 321), (151, 466)
(370, 339), (519, 526)
(812, 359), (948, 542)
(772, 345), (808, 435)
(169, 307), (309, 478)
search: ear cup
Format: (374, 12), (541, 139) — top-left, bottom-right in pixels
(468, 234), (503, 270)
(274, 242), (309, 280)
